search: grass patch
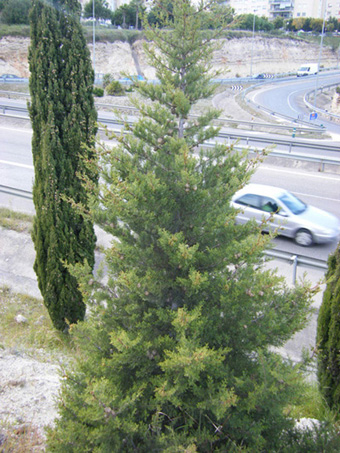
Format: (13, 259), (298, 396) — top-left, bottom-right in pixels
(0, 423), (46, 453)
(0, 24), (30, 39)
(0, 286), (72, 359)
(0, 83), (29, 94)
(0, 208), (33, 233)
(286, 381), (339, 424)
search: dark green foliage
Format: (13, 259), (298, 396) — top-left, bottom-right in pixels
(279, 420), (340, 452)
(102, 72), (113, 88)
(28, 0), (97, 331)
(231, 14), (274, 32)
(83, 0), (112, 21)
(93, 86), (104, 97)
(317, 242), (340, 410)
(106, 80), (125, 95)
(47, 0), (315, 450)
(1, 0), (31, 24)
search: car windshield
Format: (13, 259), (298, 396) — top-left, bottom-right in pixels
(278, 192), (307, 215)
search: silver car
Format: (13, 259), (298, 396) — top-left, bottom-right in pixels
(231, 184), (340, 247)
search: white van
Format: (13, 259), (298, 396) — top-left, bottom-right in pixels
(297, 63), (318, 77)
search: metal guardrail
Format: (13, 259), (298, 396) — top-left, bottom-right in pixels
(0, 99), (322, 136)
(0, 184), (33, 200)
(304, 83), (340, 123)
(217, 131), (339, 153)
(0, 104), (28, 115)
(0, 179), (331, 283)
(242, 69), (340, 130)
(201, 140), (340, 170)
(0, 85), (328, 136)
(264, 249), (328, 285)
(1, 109), (339, 171)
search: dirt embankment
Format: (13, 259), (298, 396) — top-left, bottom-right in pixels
(0, 35), (338, 79)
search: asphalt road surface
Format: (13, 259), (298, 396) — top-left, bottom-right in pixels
(1, 122), (339, 261)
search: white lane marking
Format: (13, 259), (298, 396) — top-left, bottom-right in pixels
(0, 159), (33, 169)
(287, 89), (303, 114)
(259, 165), (340, 182)
(294, 192), (340, 203)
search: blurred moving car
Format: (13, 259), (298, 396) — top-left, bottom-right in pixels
(231, 184), (340, 247)
(0, 74), (23, 82)
(252, 73), (265, 79)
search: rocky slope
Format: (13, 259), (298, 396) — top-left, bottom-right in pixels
(0, 35), (338, 79)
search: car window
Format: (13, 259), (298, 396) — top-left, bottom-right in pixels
(260, 196), (279, 213)
(278, 192), (307, 215)
(235, 194), (261, 209)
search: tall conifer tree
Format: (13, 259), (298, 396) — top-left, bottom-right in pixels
(29, 0), (97, 331)
(317, 242), (340, 410)
(48, 1), (315, 450)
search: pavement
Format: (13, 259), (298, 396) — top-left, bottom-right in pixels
(0, 224), (327, 377)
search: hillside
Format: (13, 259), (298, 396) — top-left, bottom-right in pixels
(0, 34), (338, 79)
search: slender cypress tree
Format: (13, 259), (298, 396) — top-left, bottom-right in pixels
(48, 1), (315, 450)
(29, 0), (97, 331)
(317, 242), (340, 410)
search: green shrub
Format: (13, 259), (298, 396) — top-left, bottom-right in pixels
(106, 80), (125, 96)
(93, 86), (104, 97)
(0, 24), (30, 38)
(102, 73), (113, 88)
(336, 86), (340, 95)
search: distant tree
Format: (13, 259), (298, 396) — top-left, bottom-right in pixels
(286, 18), (294, 31)
(303, 17), (312, 32)
(292, 17), (305, 31)
(47, 0), (315, 451)
(231, 13), (273, 32)
(327, 17), (338, 32)
(112, 0), (144, 28)
(29, 0), (97, 331)
(147, 0), (173, 26)
(273, 16), (284, 30)
(201, 1), (233, 29)
(317, 242), (340, 410)
(83, 0), (112, 21)
(1, 0), (31, 24)
(310, 18), (323, 33)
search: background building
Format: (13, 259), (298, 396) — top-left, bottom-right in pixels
(269, 0), (294, 19)
(226, 0), (340, 20)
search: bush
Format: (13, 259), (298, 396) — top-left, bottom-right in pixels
(336, 86), (340, 95)
(106, 80), (125, 95)
(0, 24), (30, 38)
(102, 73), (113, 88)
(1, 0), (31, 25)
(93, 86), (104, 97)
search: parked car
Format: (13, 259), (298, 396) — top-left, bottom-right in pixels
(231, 184), (340, 246)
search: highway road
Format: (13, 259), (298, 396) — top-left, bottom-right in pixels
(1, 123), (339, 262)
(1, 97), (340, 162)
(247, 71), (340, 134)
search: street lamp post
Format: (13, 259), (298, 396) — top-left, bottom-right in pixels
(313, 0), (327, 109)
(250, 11), (256, 77)
(93, 0), (96, 82)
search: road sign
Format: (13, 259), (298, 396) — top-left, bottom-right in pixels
(310, 112), (318, 120)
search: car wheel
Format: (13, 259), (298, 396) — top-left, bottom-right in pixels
(295, 229), (313, 247)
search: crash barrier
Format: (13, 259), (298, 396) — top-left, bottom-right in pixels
(304, 83), (340, 124)
(264, 249), (328, 285)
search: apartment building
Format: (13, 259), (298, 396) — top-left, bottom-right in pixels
(226, 0), (340, 20)
(269, 0), (294, 18)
